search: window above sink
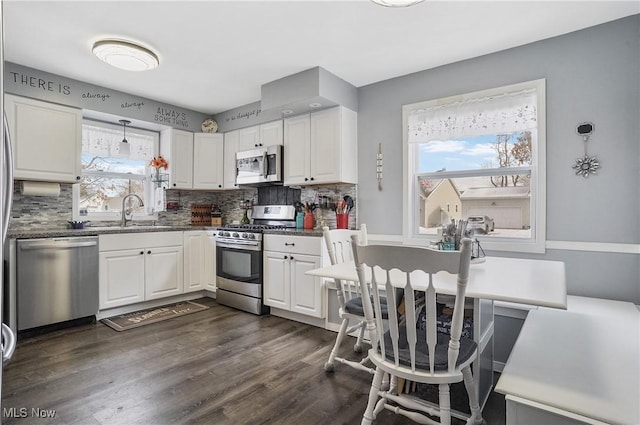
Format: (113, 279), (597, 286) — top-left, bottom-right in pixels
(72, 119), (160, 223)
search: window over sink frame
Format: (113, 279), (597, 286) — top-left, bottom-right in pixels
(402, 79), (546, 254)
(72, 119), (160, 222)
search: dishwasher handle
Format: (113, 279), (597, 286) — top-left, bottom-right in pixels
(19, 240), (98, 250)
(2, 323), (16, 365)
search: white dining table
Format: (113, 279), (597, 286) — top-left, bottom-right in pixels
(307, 256), (567, 309)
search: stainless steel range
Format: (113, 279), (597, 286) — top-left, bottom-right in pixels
(215, 205), (296, 315)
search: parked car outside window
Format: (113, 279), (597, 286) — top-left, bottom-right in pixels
(467, 215), (495, 234)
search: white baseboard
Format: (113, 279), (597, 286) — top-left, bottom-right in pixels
(96, 292), (211, 320)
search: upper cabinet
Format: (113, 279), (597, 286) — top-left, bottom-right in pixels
(284, 106), (357, 186)
(193, 133), (224, 189)
(161, 129), (224, 190)
(5, 94), (82, 183)
(237, 120), (283, 151)
(161, 129), (193, 189)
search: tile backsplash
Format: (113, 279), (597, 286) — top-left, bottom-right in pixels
(9, 183), (357, 231)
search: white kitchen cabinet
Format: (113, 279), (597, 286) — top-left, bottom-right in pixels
(183, 230), (216, 293)
(193, 133), (224, 189)
(99, 249), (146, 309)
(162, 130), (225, 190)
(145, 245), (184, 300)
(161, 128), (194, 189)
(284, 106), (357, 186)
(238, 120), (283, 151)
(223, 130), (240, 189)
(99, 232), (184, 309)
(5, 94), (82, 183)
(263, 235), (323, 318)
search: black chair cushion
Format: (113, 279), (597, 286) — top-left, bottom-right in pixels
(379, 327), (477, 371)
(345, 296), (389, 319)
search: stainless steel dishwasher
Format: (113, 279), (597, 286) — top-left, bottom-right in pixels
(16, 236), (98, 331)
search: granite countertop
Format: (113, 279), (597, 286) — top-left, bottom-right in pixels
(263, 228), (324, 237)
(8, 225), (325, 239)
(7, 225), (214, 239)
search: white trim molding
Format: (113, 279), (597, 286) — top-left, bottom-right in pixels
(546, 240), (640, 254)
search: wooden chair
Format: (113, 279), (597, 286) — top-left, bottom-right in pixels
(322, 225), (387, 374)
(352, 237), (483, 425)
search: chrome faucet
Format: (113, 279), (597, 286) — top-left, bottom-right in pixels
(121, 194), (144, 227)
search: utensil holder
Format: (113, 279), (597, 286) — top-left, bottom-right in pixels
(303, 212), (315, 230)
(336, 213), (348, 229)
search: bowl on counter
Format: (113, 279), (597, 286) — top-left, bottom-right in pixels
(68, 220), (90, 229)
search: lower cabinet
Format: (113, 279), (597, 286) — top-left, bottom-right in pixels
(99, 232), (184, 309)
(263, 235), (323, 318)
(183, 230), (216, 292)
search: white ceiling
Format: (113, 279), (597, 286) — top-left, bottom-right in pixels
(4, 1), (639, 115)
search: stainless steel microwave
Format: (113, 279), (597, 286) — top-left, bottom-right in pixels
(236, 144), (283, 186)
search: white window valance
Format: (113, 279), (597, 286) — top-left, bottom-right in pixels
(407, 88), (537, 143)
(82, 124), (155, 161)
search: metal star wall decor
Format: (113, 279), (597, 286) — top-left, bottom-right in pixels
(572, 122), (600, 178)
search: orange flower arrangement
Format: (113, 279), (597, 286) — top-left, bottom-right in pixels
(149, 156), (169, 170)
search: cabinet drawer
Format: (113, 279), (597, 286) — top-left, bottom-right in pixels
(263, 234), (321, 256)
(99, 231), (184, 251)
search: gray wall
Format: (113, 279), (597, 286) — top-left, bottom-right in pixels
(357, 15), (640, 303)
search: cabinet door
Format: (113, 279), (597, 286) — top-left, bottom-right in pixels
(193, 133), (224, 189)
(238, 125), (260, 151)
(263, 251), (290, 310)
(204, 232), (217, 291)
(310, 107), (342, 184)
(223, 130), (239, 189)
(161, 129), (194, 189)
(183, 232), (205, 292)
(145, 245), (184, 300)
(5, 94), (82, 183)
(99, 249), (145, 309)
(283, 114), (311, 185)
(260, 120), (283, 147)
(290, 254), (323, 318)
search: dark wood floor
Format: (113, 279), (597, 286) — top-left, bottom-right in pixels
(2, 298), (505, 425)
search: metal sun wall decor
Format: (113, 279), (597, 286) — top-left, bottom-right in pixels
(572, 122), (600, 178)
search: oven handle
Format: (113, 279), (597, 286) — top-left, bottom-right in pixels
(216, 240), (261, 251)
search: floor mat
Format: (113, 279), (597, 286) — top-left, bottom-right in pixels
(101, 301), (209, 331)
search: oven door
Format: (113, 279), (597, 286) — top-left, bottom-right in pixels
(215, 241), (262, 284)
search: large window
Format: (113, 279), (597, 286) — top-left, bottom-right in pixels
(403, 79), (546, 253)
(73, 120), (160, 221)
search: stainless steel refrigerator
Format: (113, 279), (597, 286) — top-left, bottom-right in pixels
(1, 0), (18, 405)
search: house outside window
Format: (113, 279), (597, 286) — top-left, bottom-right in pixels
(403, 79), (546, 253)
(73, 120), (160, 222)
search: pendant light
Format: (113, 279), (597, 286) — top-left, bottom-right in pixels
(119, 119), (131, 157)
(371, 0), (425, 6)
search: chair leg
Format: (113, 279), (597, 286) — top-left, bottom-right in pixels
(462, 366), (483, 425)
(361, 368), (385, 425)
(354, 320), (366, 353)
(325, 317), (350, 372)
(439, 383), (451, 425)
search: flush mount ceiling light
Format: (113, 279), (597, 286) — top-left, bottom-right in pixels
(119, 119), (131, 157)
(92, 39), (159, 71)
(371, 0), (425, 6)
